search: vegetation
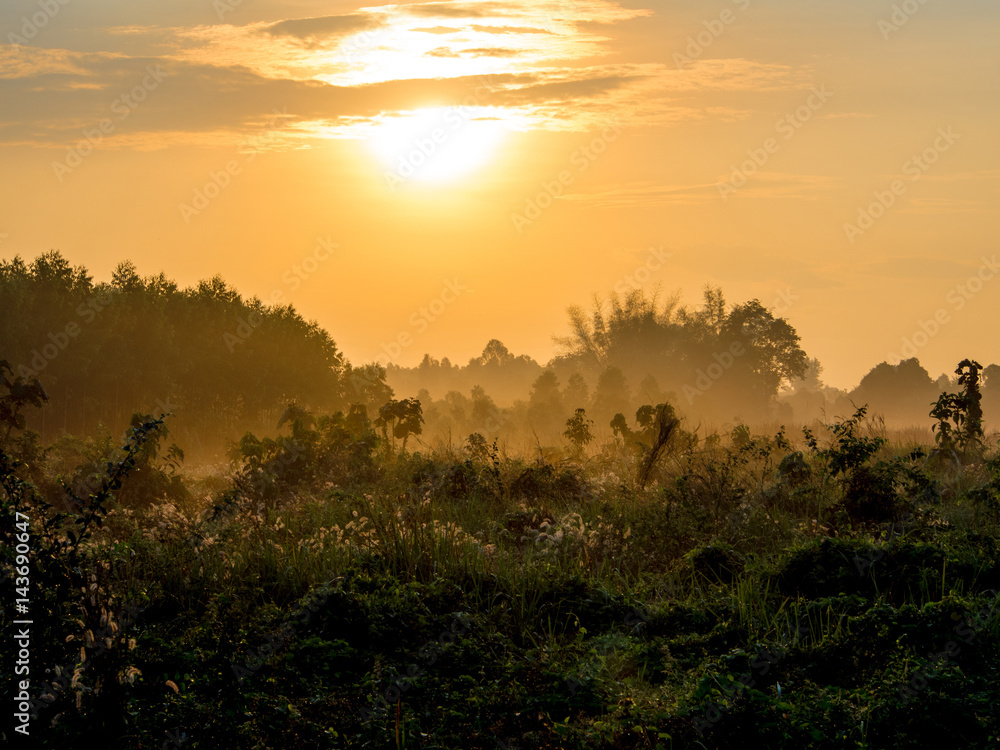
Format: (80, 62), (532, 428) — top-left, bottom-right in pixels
(3, 254), (1000, 748)
(4, 252), (999, 462)
(3, 351), (999, 748)
(0, 252), (385, 456)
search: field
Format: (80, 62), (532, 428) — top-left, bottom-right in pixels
(3, 379), (999, 749)
(4, 2), (998, 746)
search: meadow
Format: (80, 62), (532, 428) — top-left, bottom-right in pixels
(3, 364), (999, 749)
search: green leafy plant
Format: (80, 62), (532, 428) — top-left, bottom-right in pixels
(930, 359), (985, 462)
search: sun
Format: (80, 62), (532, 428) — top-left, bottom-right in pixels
(368, 107), (508, 187)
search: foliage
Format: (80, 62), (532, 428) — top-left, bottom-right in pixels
(611, 402), (688, 489)
(931, 359), (985, 460)
(230, 403), (382, 504)
(0, 251), (358, 455)
(563, 408), (595, 454)
(1, 376), (163, 740)
(555, 287), (809, 419)
(803, 405), (937, 527)
(375, 398), (424, 456)
(850, 358), (940, 425)
(4, 351), (1000, 749)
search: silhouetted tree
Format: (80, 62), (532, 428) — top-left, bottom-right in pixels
(563, 408), (594, 455)
(930, 359), (984, 458)
(593, 366), (631, 423)
(0, 251), (350, 454)
(983, 363), (1000, 427)
(563, 373), (590, 410)
(554, 287), (807, 421)
(852, 358), (939, 425)
(527, 370), (564, 435)
(375, 398), (423, 455)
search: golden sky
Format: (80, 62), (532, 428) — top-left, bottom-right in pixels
(1, 0), (998, 389)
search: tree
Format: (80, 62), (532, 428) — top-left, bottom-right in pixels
(563, 408), (594, 454)
(554, 287), (809, 420)
(556, 288), (683, 375)
(388, 340), (541, 406)
(610, 402), (682, 489)
(472, 339), (515, 367)
(470, 385), (500, 432)
(780, 357), (828, 423)
(527, 370), (564, 434)
(376, 398), (424, 455)
(345, 363), (394, 412)
(563, 373), (590, 410)
(593, 366), (631, 421)
(983, 364), (1000, 428)
(637, 374), (667, 405)
(0, 251), (353, 453)
(0, 359), (48, 446)
(788, 357), (824, 394)
(851, 358), (939, 425)
(930, 359), (984, 459)
(719, 299), (808, 403)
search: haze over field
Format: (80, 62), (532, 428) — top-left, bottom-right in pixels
(1, 0), (999, 390)
(5, 6), (1000, 749)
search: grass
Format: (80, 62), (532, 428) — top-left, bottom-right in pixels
(2, 412), (1000, 749)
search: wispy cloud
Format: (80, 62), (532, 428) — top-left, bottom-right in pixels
(560, 172), (838, 209)
(0, 0), (818, 148)
(559, 181), (721, 208)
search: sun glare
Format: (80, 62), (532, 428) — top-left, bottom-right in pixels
(367, 107), (509, 186)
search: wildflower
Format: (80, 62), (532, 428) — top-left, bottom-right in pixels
(121, 667), (142, 685)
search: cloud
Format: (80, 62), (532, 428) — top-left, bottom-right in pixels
(496, 72), (640, 103)
(656, 59), (813, 93)
(899, 169), (1000, 185)
(560, 172), (837, 209)
(402, 3), (503, 19)
(0, 0), (820, 148)
(896, 197), (991, 214)
(559, 181), (720, 208)
(412, 26), (463, 34)
(710, 172), (838, 200)
(0, 56), (539, 147)
(819, 112), (876, 120)
(264, 14), (384, 41)
(0, 46), (96, 79)
(471, 25), (554, 35)
(463, 47), (520, 57)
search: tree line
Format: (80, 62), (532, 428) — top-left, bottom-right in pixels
(3, 251), (996, 461)
(0, 251), (389, 455)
